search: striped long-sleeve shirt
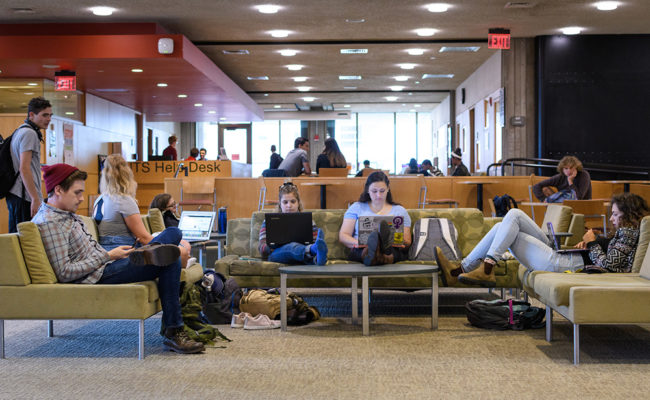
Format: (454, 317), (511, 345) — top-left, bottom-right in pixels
(32, 203), (111, 283)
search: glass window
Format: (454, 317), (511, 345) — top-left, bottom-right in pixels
(395, 113), (417, 173)
(358, 113), (395, 173)
(335, 115), (358, 171)
(196, 122), (220, 159)
(279, 120), (301, 157)
(417, 113), (433, 163)
(252, 120), (280, 176)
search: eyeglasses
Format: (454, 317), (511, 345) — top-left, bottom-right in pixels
(167, 201), (177, 209)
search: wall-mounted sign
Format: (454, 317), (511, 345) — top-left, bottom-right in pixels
(55, 70), (76, 91)
(488, 28), (511, 50)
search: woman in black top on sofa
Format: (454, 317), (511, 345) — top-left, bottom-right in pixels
(316, 138), (347, 174)
(150, 193), (180, 228)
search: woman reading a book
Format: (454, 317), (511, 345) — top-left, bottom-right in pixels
(339, 171), (412, 265)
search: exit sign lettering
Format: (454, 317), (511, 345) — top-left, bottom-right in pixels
(488, 33), (510, 49)
(55, 75), (76, 91)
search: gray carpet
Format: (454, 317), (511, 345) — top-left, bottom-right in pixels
(2, 289), (650, 399)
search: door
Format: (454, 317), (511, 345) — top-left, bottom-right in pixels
(218, 124), (252, 164)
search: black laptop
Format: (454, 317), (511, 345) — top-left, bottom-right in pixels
(265, 212), (314, 247)
(547, 222), (588, 254)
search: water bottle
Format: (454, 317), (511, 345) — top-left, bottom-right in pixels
(218, 207), (227, 234)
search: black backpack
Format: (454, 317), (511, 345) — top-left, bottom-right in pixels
(465, 299), (545, 330)
(492, 194), (518, 217)
(0, 125), (28, 199)
(198, 272), (243, 325)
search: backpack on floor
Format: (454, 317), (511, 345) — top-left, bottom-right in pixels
(408, 218), (461, 262)
(0, 125), (28, 199)
(465, 299), (545, 331)
(492, 194), (518, 217)
(199, 271), (243, 325)
(239, 288), (320, 325)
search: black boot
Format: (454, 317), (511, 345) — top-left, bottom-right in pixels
(163, 327), (205, 354)
(129, 244), (180, 266)
(378, 220), (394, 254)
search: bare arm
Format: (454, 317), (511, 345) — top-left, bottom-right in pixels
(19, 151), (42, 216)
(123, 214), (154, 244)
(402, 227), (412, 248)
(303, 161), (312, 175)
(339, 218), (358, 248)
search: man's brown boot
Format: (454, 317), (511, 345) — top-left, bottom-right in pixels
(433, 247), (463, 286)
(458, 261), (496, 288)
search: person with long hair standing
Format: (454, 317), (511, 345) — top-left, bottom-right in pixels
(339, 171), (412, 265)
(316, 137), (347, 174)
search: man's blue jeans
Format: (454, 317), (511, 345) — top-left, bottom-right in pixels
(269, 242), (314, 264)
(98, 227), (184, 329)
(6, 193), (31, 233)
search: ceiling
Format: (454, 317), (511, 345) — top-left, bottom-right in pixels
(1, 0), (649, 121)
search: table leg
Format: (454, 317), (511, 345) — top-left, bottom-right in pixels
(431, 272), (438, 330)
(362, 276), (369, 336)
(280, 273), (287, 332)
(198, 245), (204, 267)
(624, 183), (630, 193)
(476, 183), (484, 211)
(351, 276), (358, 324)
(319, 184), (327, 209)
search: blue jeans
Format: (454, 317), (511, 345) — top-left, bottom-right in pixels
(462, 209), (584, 273)
(6, 193), (31, 233)
(269, 242), (314, 264)
(98, 227), (184, 329)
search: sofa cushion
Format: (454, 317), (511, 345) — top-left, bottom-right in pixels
(79, 215), (99, 241)
(147, 208), (166, 233)
(533, 273), (647, 307)
(541, 204), (572, 234)
(640, 243), (650, 280)
(17, 222), (58, 284)
(632, 216), (650, 273)
(0, 233), (31, 286)
(227, 218), (252, 256)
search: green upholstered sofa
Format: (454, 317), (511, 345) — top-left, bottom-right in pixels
(521, 215), (650, 365)
(215, 208), (525, 289)
(0, 209), (203, 360)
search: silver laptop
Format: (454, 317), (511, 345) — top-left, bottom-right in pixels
(178, 211), (216, 242)
(357, 215), (405, 246)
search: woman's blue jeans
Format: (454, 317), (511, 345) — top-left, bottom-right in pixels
(98, 227), (184, 329)
(269, 242), (314, 264)
(462, 209), (584, 273)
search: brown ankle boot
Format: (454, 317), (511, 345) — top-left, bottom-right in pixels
(433, 247), (463, 286)
(458, 261), (496, 288)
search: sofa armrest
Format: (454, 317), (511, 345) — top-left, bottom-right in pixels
(565, 214), (585, 247)
(569, 285), (650, 324)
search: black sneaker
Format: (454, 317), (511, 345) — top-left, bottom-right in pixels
(378, 220), (394, 254)
(129, 243), (180, 266)
(364, 232), (380, 266)
(163, 328), (205, 354)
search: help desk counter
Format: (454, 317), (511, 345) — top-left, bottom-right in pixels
(129, 160), (251, 213)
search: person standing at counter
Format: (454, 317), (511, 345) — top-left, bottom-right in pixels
(278, 137), (312, 176)
(162, 135), (178, 161)
(185, 147), (199, 161)
(533, 155), (592, 203)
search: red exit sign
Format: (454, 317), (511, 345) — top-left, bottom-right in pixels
(55, 71), (76, 91)
(488, 33), (511, 49)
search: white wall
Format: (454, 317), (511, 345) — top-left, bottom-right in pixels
(431, 96), (451, 174)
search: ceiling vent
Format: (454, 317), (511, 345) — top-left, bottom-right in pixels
(94, 88), (129, 92)
(340, 49), (368, 54)
(222, 49), (250, 55)
(504, 2), (536, 8)
(11, 8), (35, 14)
(422, 74), (455, 79)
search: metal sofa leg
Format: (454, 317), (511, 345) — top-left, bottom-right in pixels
(47, 320), (54, 337)
(1, 319), (4, 359)
(523, 291), (529, 302)
(138, 320), (145, 360)
(573, 324), (580, 365)
(545, 307), (553, 342)
(500, 288), (505, 299)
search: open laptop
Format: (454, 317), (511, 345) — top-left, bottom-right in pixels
(265, 212), (313, 247)
(547, 222), (588, 254)
(357, 215), (405, 246)
(178, 211), (217, 242)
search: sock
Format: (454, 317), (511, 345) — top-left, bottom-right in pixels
(450, 267), (464, 277)
(483, 257), (496, 274)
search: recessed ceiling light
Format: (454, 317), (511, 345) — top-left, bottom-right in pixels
(385, 96), (398, 101)
(561, 27), (583, 35)
(287, 64), (304, 71)
(11, 8), (35, 14)
(422, 73), (454, 79)
(344, 104), (351, 108)
(340, 49), (368, 54)
(153, 112), (172, 116)
(402, 104), (407, 106)
(65, 112), (75, 115)
(389, 86), (405, 91)
(415, 28), (437, 37)
(27, 82), (38, 86)
(274, 105), (282, 108)
(256, 4), (281, 14)
(439, 46), (480, 52)
(409, 109), (416, 112)
(594, 1), (618, 11)
(157, 83), (168, 87)
(268, 30), (291, 38)
(398, 63), (417, 70)
(131, 68), (143, 73)
(415, 81), (420, 84)
(42, 64), (60, 69)
(194, 103), (203, 107)
(296, 86), (311, 92)
(264, 93), (269, 96)
(339, 75), (362, 80)
(292, 77), (308, 82)
(222, 49), (250, 55)
(90, 6), (115, 16)
(426, 3), (450, 12)
(219, 117), (227, 121)
(345, 18), (365, 23)
(208, 110), (217, 114)
(343, 86), (357, 90)
(302, 97), (316, 102)
(247, 76), (269, 80)
(279, 49), (298, 56)
(177, 94), (187, 98)
(415, 104), (421, 107)
(406, 49), (426, 55)
(394, 76), (409, 81)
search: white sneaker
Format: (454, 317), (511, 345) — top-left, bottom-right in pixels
(243, 314), (281, 330)
(231, 312), (251, 328)
(186, 257), (198, 268)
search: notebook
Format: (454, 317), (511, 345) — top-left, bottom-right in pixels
(178, 211), (216, 242)
(547, 222), (588, 254)
(357, 215), (405, 246)
(265, 212), (314, 247)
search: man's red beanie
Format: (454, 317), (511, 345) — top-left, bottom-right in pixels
(41, 163), (79, 193)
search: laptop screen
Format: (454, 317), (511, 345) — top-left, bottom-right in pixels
(178, 211), (216, 241)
